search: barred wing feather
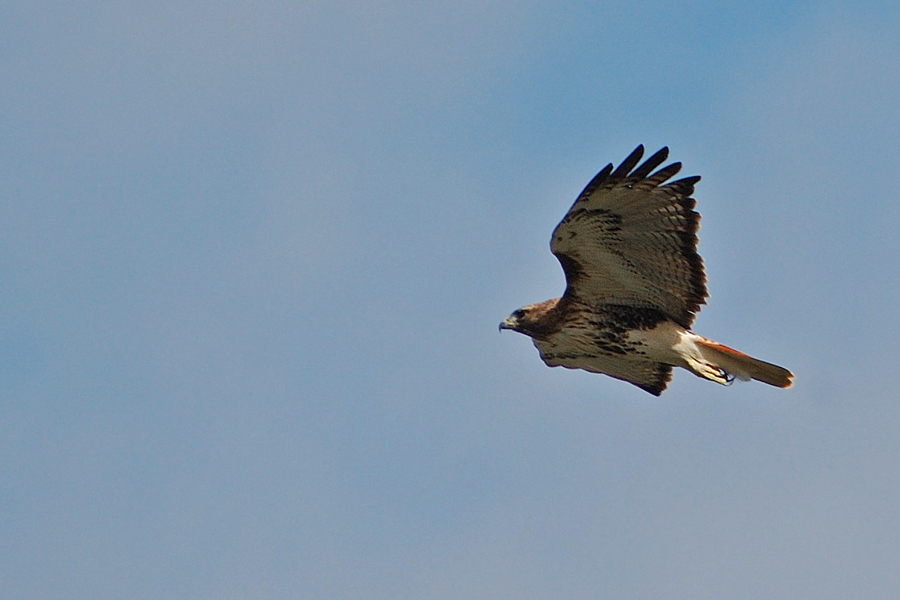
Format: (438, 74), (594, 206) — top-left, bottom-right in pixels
(550, 145), (707, 329)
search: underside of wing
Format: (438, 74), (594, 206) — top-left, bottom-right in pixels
(533, 334), (673, 396)
(550, 145), (707, 328)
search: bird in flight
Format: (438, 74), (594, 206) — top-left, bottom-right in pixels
(500, 145), (793, 395)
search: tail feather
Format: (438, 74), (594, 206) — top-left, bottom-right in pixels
(694, 339), (793, 388)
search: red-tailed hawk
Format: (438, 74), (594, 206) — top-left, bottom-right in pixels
(500, 145), (793, 395)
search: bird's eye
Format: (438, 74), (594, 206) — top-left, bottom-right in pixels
(513, 309), (526, 319)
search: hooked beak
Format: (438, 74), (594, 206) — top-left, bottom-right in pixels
(499, 317), (517, 332)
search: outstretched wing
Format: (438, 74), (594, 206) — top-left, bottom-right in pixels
(533, 335), (674, 396)
(550, 145), (707, 329)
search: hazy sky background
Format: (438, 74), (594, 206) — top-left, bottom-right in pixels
(3, 1), (900, 598)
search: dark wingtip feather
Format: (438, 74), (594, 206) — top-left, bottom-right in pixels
(646, 162), (682, 185)
(666, 175), (702, 195)
(576, 162), (614, 200)
(630, 146), (669, 179)
(610, 145), (644, 179)
(634, 364), (672, 395)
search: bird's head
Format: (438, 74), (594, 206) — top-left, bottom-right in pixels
(499, 307), (528, 333)
(499, 299), (561, 338)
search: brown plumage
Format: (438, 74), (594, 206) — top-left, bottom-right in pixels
(500, 145), (793, 395)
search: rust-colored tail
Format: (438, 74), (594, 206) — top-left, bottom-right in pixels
(695, 339), (793, 388)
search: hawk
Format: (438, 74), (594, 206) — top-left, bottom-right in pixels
(500, 145), (793, 395)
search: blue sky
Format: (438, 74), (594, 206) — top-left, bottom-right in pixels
(3, 1), (900, 598)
